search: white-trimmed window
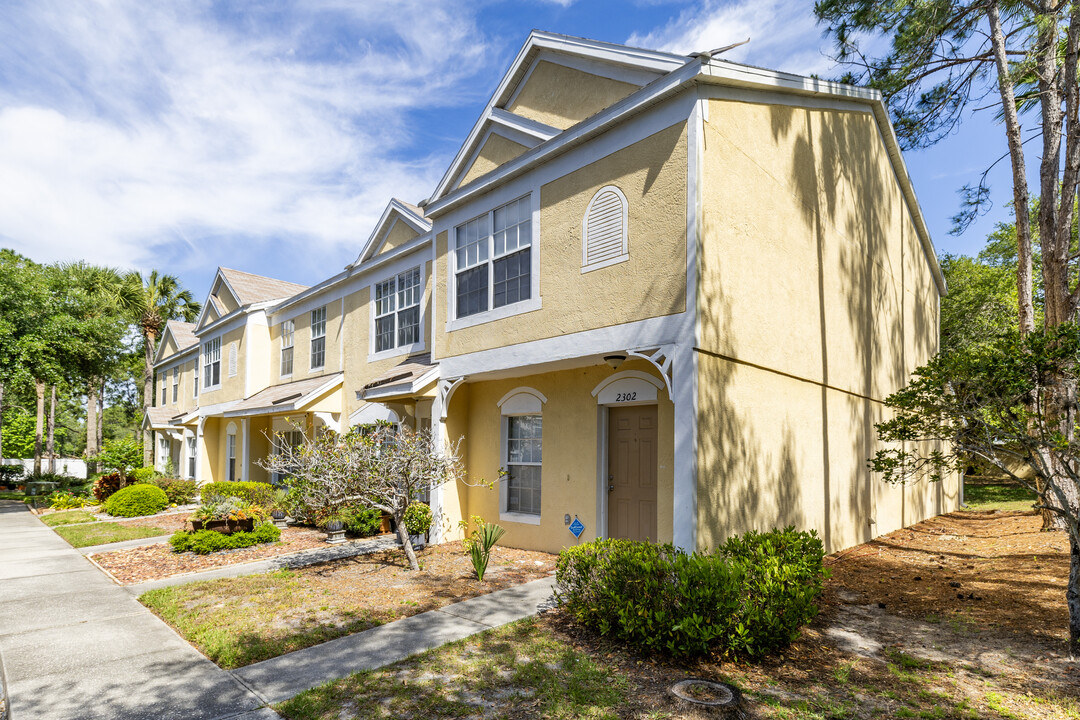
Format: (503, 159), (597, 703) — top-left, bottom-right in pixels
(160, 376), (167, 406)
(280, 320), (294, 376)
(158, 437), (169, 469)
(186, 436), (197, 479)
(498, 387), (546, 522)
(193, 360), (199, 398)
(172, 367), (179, 403)
(226, 431), (237, 482)
(454, 195), (532, 319)
(310, 306), (326, 369)
(374, 266), (422, 353)
(582, 185), (629, 272)
(203, 337), (221, 389)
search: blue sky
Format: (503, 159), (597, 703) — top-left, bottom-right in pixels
(0, 0), (1018, 299)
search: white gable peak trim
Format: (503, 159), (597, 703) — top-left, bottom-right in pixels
(352, 199), (431, 268)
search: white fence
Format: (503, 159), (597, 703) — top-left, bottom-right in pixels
(1, 458), (88, 479)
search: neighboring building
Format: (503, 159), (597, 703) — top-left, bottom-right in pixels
(150, 31), (956, 555)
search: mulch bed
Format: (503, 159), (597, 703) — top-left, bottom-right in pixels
(90, 526), (342, 584)
(114, 512), (192, 533)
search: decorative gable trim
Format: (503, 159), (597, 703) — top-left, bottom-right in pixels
(351, 198), (432, 268)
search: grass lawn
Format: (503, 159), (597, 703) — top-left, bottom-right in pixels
(139, 543), (557, 669)
(277, 618), (631, 720)
(964, 482), (1038, 512)
(55, 522), (167, 548)
(0, 492), (26, 501)
(40, 510), (99, 527)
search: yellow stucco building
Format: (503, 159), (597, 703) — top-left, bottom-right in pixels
(149, 31), (955, 555)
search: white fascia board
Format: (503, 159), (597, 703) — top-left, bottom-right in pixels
(352, 200), (432, 268)
(153, 344), (198, 372)
(361, 367), (439, 402)
(196, 399), (241, 417)
(216, 270), (245, 309)
(488, 108), (559, 142)
(268, 267), (352, 317)
(295, 374), (345, 407)
(426, 57), (702, 218)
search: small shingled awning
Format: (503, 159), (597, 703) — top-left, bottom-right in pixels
(361, 354), (438, 401)
(223, 373), (344, 417)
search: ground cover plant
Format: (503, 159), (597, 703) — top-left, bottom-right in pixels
(276, 511), (1080, 720)
(964, 482), (1038, 512)
(169, 523), (280, 554)
(56, 522), (168, 548)
(140, 542), (556, 668)
(104, 483), (169, 517)
(40, 510), (98, 527)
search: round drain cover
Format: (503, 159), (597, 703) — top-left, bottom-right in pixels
(670, 678), (740, 708)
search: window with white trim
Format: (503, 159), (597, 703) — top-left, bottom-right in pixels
(310, 306), (326, 369)
(454, 195), (532, 319)
(160, 376), (167, 406)
(374, 266), (421, 353)
(226, 432), (237, 482)
(280, 320), (294, 376)
(172, 367), (179, 403)
(506, 415), (542, 515)
(203, 337), (221, 388)
(582, 185), (629, 272)
(186, 436), (197, 479)
(193, 360), (199, 398)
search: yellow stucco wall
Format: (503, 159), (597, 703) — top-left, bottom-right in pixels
(435, 122), (687, 358)
(448, 361), (674, 555)
(695, 97), (955, 554)
(197, 325), (246, 403)
(507, 61), (638, 130)
(379, 218), (420, 255)
(457, 133), (530, 189)
(270, 296), (344, 381)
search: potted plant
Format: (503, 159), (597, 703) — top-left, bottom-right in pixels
(323, 515), (347, 545)
(189, 497), (260, 534)
(270, 508), (288, 529)
(404, 502), (433, 549)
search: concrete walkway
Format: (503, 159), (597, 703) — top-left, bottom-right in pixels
(0, 501), (278, 720)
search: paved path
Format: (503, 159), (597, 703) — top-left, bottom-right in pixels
(0, 501), (279, 720)
(232, 576), (558, 703)
(124, 534), (402, 594)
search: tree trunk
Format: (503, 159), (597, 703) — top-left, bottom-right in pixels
(395, 510), (420, 571)
(1070, 530), (1080, 657)
(988, 0), (1036, 337)
(142, 330), (156, 466)
(86, 379), (99, 474)
(47, 385), (56, 474)
(0, 380), (5, 466)
(33, 379), (44, 475)
(97, 377), (104, 457)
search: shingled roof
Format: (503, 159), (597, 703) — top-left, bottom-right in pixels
(219, 267), (308, 306)
(166, 320), (198, 351)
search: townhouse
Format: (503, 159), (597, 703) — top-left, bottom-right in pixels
(149, 31), (957, 555)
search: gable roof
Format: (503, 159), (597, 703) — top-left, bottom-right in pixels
(223, 373), (344, 417)
(350, 199), (432, 268)
(194, 267), (309, 332)
(154, 320), (199, 365)
(429, 31), (688, 203)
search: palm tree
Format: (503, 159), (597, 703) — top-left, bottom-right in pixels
(122, 271), (201, 465)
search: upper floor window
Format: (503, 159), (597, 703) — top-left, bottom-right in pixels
(194, 360), (199, 398)
(171, 367), (179, 403)
(454, 195), (532, 319)
(160, 376), (167, 406)
(582, 185), (629, 272)
(310, 306), (326, 369)
(280, 320), (294, 376)
(374, 267), (422, 353)
(203, 337), (221, 388)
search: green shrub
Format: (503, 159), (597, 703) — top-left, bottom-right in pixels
(169, 522), (281, 554)
(555, 527), (826, 660)
(104, 484), (169, 518)
(138, 476), (197, 505)
(92, 473), (123, 502)
(403, 502), (432, 535)
(0, 465), (23, 485)
(131, 467), (158, 483)
(48, 491), (92, 510)
(200, 481), (275, 508)
(341, 505), (383, 536)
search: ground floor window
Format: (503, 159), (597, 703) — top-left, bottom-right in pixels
(506, 415), (542, 515)
(226, 433), (236, 482)
(186, 437), (197, 479)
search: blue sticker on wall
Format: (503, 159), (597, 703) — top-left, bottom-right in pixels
(569, 517), (585, 538)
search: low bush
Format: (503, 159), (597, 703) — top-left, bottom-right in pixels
(92, 473), (123, 503)
(200, 481), (275, 508)
(137, 476), (197, 505)
(104, 484), (170, 518)
(48, 491), (93, 510)
(0, 465), (24, 486)
(191, 496), (265, 523)
(169, 522), (281, 554)
(404, 502), (433, 535)
(131, 466), (158, 484)
(341, 505), (383, 537)
(555, 527), (826, 660)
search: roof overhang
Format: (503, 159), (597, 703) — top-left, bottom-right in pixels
(223, 374), (344, 418)
(361, 366), (439, 402)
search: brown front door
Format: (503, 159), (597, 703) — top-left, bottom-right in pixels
(607, 405), (658, 541)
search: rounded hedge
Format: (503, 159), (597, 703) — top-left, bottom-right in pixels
(104, 484), (169, 518)
(169, 523), (280, 554)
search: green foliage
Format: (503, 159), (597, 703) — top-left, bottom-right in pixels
(403, 502), (432, 535)
(340, 505), (383, 537)
(103, 483), (169, 517)
(131, 466), (158, 483)
(1, 410), (35, 458)
(92, 472), (123, 502)
(939, 252), (1020, 353)
(0, 465), (22, 484)
(48, 490), (92, 510)
(200, 481), (276, 508)
(137, 476), (197, 505)
(169, 523), (280, 555)
(555, 528), (827, 659)
(191, 495), (265, 523)
(95, 437), (143, 480)
(459, 516), (505, 582)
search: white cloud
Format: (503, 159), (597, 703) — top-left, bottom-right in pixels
(627, 0), (836, 77)
(0, 0), (495, 278)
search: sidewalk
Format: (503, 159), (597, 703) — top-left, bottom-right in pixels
(0, 501), (278, 720)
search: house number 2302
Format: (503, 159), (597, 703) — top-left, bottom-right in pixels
(615, 392), (637, 402)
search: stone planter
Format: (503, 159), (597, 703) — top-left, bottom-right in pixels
(325, 521), (346, 545)
(409, 533), (426, 550)
(190, 518), (255, 535)
(271, 510), (288, 530)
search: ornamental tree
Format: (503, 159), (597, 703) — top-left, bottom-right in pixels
(872, 324), (1080, 655)
(259, 423), (474, 571)
(94, 437), (143, 485)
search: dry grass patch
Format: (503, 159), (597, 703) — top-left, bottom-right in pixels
(54, 522), (167, 548)
(140, 542), (556, 668)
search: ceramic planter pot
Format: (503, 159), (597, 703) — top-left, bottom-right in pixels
(190, 518), (254, 535)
